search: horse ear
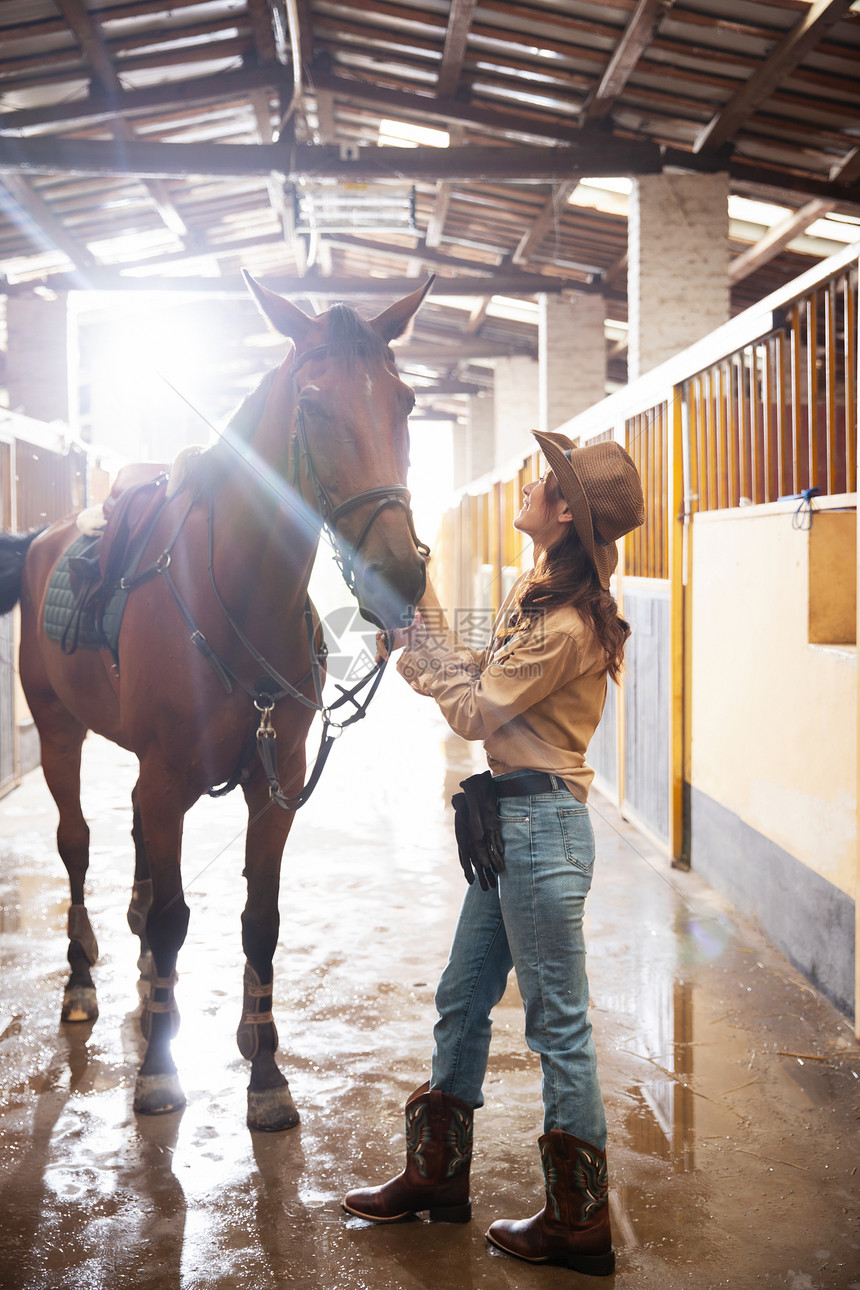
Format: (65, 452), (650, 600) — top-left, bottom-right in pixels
(369, 275), (436, 343)
(242, 269), (315, 346)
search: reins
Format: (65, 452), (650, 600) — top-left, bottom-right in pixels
(125, 340), (428, 812)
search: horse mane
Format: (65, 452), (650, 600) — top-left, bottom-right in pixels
(188, 368), (279, 497)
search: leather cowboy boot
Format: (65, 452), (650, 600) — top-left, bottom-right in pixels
(486, 1130), (615, 1276)
(343, 1082), (473, 1223)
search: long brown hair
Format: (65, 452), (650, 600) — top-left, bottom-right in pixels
(508, 472), (631, 681)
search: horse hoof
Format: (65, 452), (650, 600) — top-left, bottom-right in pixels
(133, 1072), (186, 1115)
(61, 986), (98, 1023)
(247, 1084), (300, 1132)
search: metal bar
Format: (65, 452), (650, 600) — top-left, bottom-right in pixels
(707, 369), (719, 510)
(825, 281), (838, 494)
(762, 340), (774, 502)
(845, 273), (857, 489)
(807, 292), (820, 491)
(726, 359), (738, 506)
(749, 347), (762, 503)
(736, 354), (749, 502)
(775, 331), (788, 497)
(693, 376), (705, 515)
(790, 303), (804, 492)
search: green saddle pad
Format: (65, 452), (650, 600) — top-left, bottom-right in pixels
(44, 533), (129, 654)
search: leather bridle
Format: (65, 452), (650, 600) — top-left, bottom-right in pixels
(290, 342), (430, 596)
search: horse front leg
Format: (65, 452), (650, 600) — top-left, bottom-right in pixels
(126, 780), (154, 980)
(239, 772), (299, 1132)
(35, 702), (99, 1024)
(132, 770), (189, 1116)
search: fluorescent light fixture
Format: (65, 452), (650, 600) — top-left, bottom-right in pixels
(804, 216), (860, 244)
(378, 118), (449, 148)
(727, 196), (792, 226)
(486, 296), (540, 323)
(579, 177), (632, 194)
(291, 180), (417, 234)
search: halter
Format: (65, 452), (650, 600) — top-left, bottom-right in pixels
(290, 342), (430, 594)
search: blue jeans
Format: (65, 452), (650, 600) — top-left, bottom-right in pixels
(430, 775), (606, 1148)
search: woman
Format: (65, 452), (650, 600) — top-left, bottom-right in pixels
(343, 431), (644, 1278)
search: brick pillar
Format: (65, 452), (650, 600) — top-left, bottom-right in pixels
(5, 293), (73, 423)
(493, 356), (539, 470)
(628, 172), (730, 380)
(539, 293), (606, 433)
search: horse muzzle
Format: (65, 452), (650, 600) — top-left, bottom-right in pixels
(355, 551), (427, 633)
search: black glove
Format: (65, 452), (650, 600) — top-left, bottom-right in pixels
(450, 771), (505, 890)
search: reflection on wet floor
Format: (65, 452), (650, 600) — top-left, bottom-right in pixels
(0, 680), (858, 1290)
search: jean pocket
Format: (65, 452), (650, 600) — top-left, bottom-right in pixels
(558, 807), (595, 872)
(498, 809), (529, 825)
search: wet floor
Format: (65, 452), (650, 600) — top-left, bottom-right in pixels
(0, 679), (858, 1290)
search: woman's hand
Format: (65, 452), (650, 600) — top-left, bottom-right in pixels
(376, 612), (424, 662)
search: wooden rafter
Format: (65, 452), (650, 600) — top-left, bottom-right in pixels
(464, 299), (490, 335)
(245, 0), (278, 65)
(728, 149), (860, 284)
(320, 235), (549, 283)
(0, 67), (291, 134)
(729, 198), (834, 284)
(512, 183), (578, 266)
(53, 0), (189, 240)
(0, 137), (665, 181)
(0, 175), (95, 273)
(414, 379), (484, 395)
(693, 0), (855, 154)
(580, 0), (677, 125)
(0, 271), (577, 298)
(436, 0), (478, 99)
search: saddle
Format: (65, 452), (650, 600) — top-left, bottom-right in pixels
(45, 464), (171, 659)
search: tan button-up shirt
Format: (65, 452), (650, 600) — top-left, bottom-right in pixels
(397, 576), (608, 802)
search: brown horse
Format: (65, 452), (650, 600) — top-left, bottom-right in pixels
(0, 273), (433, 1130)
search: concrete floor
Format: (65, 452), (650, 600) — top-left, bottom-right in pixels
(0, 680), (858, 1290)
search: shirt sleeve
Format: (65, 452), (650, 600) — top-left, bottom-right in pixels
(397, 623), (578, 740)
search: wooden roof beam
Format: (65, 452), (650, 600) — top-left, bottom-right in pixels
(0, 136), (663, 180)
(322, 234), (521, 279)
(0, 271), (574, 298)
(436, 0), (478, 99)
(728, 149), (860, 284)
(512, 183), (578, 265)
(693, 0), (855, 154)
(0, 175), (95, 274)
(414, 379), (485, 396)
(4, 135), (859, 205)
(464, 299), (490, 335)
(53, 0), (190, 240)
(245, 0), (278, 65)
(729, 198), (835, 283)
(0, 67), (292, 134)
(396, 341), (536, 363)
(580, 0), (677, 125)
(425, 180), (454, 248)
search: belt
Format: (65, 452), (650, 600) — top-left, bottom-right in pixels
(493, 771), (561, 798)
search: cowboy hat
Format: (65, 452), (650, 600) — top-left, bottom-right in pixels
(532, 431), (645, 589)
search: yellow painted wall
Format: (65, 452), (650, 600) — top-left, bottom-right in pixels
(691, 497), (857, 900)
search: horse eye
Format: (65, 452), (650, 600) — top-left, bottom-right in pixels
(299, 395), (324, 418)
